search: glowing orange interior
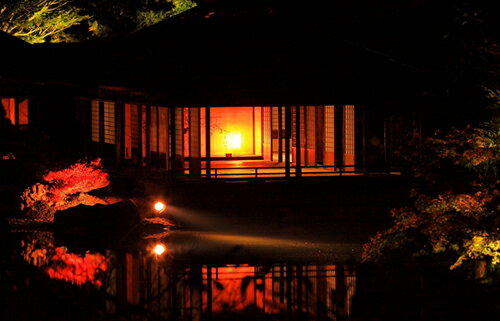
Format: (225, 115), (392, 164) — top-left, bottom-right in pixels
(201, 107), (262, 157)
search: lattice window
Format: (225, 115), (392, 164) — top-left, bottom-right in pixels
(306, 106), (316, 150)
(91, 100), (100, 142)
(343, 105), (355, 166)
(91, 100), (115, 144)
(272, 106), (279, 137)
(263, 107), (271, 144)
(300, 106), (306, 147)
(324, 105), (335, 153)
(103, 102), (115, 144)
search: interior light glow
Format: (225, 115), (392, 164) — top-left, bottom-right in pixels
(153, 244), (166, 256)
(154, 201), (166, 212)
(226, 133), (242, 150)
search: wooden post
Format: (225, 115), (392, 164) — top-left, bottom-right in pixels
(295, 106), (302, 177)
(14, 98), (19, 127)
(278, 106), (283, 163)
(156, 106), (160, 168)
(170, 107), (176, 178)
(285, 106), (291, 178)
(334, 105), (344, 172)
(115, 102), (124, 165)
(98, 101), (105, 147)
(205, 107), (211, 179)
(383, 115), (388, 172)
(145, 105), (151, 167)
(189, 107), (201, 177)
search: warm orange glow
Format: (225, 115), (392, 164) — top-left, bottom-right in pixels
(153, 243), (166, 255)
(225, 133), (242, 149)
(202, 265), (281, 313)
(154, 201), (166, 212)
(208, 107), (260, 157)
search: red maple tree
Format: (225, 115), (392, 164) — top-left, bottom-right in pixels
(42, 159), (110, 203)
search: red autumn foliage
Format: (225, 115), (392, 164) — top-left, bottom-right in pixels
(46, 246), (108, 287)
(42, 159), (110, 203)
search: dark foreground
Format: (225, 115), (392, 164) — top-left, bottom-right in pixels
(1, 217), (498, 321)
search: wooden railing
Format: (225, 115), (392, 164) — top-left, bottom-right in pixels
(179, 165), (400, 179)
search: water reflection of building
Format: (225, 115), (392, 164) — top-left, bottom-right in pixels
(109, 252), (356, 321)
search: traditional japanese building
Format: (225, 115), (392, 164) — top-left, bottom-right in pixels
(2, 1), (423, 180)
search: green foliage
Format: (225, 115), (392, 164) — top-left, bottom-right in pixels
(363, 107), (500, 275)
(0, 0), (197, 43)
(68, 0), (197, 39)
(0, 0), (89, 43)
(135, 0), (197, 30)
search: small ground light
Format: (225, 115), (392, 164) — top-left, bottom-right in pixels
(153, 243), (166, 256)
(154, 201), (166, 213)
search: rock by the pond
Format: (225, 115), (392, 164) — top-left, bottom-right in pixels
(54, 201), (140, 234)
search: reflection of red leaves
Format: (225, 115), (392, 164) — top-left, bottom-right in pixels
(45, 246), (107, 287)
(42, 159), (109, 203)
(22, 240), (108, 287)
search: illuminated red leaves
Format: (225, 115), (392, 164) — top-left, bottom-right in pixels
(42, 159), (110, 203)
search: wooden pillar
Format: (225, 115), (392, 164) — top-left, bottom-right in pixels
(145, 106), (151, 167)
(115, 102), (125, 165)
(252, 106), (256, 155)
(354, 105), (366, 172)
(295, 106), (302, 177)
(170, 107), (176, 177)
(98, 101), (105, 146)
(383, 115), (388, 172)
(270, 106), (274, 162)
(14, 98), (19, 127)
(189, 107), (201, 177)
(278, 106), (283, 163)
(285, 106), (291, 178)
(205, 107), (211, 179)
(156, 107), (160, 168)
(137, 105), (144, 165)
(334, 105), (344, 172)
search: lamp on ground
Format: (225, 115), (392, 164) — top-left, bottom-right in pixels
(154, 201), (166, 213)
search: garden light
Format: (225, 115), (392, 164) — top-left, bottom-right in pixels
(154, 201), (166, 213)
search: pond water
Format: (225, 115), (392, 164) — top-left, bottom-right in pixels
(1, 227), (498, 321)
(1, 229), (360, 321)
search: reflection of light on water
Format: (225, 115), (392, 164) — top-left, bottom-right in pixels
(153, 243), (166, 256)
(17, 232), (357, 320)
